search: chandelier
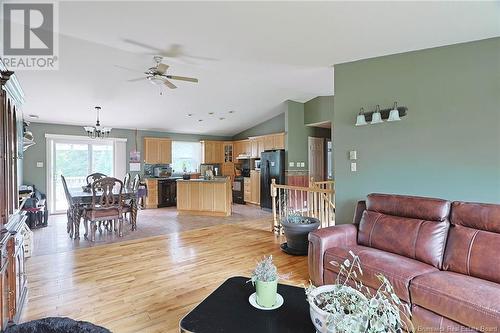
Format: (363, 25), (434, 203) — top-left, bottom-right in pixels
(83, 106), (112, 139)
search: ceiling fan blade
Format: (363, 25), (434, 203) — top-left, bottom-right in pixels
(122, 38), (163, 53)
(164, 79), (177, 89)
(127, 77), (146, 82)
(167, 75), (198, 83)
(156, 63), (169, 74)
(114, 65), (144, 73)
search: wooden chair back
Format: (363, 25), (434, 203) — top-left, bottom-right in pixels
(123, 173), (131, 189)
(86, 172), (107, 185)
(91, 177), (123, 209)
(60, 175), (73, 205)
(131, 174), (141, 191)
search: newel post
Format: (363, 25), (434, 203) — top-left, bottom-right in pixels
(271, 178), (277, 233)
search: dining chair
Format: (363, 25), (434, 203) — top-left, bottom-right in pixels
(86, 172), (107, 185)
(123, 173), (131, 190)
(84, 177), (124, 242)
(61, 175), (75, 238)
(123, 174), (140, 224)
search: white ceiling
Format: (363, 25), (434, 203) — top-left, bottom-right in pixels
(11, 1), (500, 136)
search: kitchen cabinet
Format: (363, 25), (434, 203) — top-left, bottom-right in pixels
(234, 140), (251, 158)
(223, 142), (233, 162)
(249, 170), (261, 205)
(144, 137), (172, 164)
(257, 138), (265, 157)
(250, 139), (259, 158)
(273, 133), (285, 150)
(145, 179), (158, 209)
(264, 135), (274, 151)
(243, 177), (251, 202)
(201, 140), (224, 164)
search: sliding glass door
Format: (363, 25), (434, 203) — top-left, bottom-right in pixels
(48, 138), (114, 214)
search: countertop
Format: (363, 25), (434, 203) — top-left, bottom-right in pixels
(176, 178), (229, 183)
(144, 176), (182, 181)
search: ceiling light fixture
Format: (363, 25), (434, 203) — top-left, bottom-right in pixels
(198, 119), (203, 122)
(219, 117), (225, 120)
(355, 108), (367, 126)
(83, 106), (112, 139)
(387, 102), (401, 122)
(28, 114), (39, 119)
(370, 105), (383, 124)
(228, 110), (235, 114)
(187, 113), (193, 117)
(208, 112), (214, 115)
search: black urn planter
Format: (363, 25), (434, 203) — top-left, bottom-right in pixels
(280, 216), (320, 256)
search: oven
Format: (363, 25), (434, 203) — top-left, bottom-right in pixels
(232, 177), (245, 205)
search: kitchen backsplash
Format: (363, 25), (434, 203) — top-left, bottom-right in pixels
(144, 164), (170, 177)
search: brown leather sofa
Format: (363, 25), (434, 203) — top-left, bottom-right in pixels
(308, 193), (500, 332)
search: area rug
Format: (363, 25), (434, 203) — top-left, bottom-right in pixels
(4, 317), (111, 333)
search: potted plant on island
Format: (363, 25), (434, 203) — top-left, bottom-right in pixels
(306, 251), (413, 333)
(249, 255), (284, 309)
(281, 212), (320, 256)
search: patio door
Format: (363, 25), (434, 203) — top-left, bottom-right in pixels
(47, 138), (114, 214)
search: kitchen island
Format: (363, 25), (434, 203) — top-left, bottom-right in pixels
(176, 178), (232, 217)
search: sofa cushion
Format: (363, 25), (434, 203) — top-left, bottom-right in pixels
(358, 194), (451, 269)
(324, 246), (437, 303)
(410, 271), (500, 331)
(365, 193), (451, 222)
(412, 305), (480, 333)
(444, 201), (500, 284)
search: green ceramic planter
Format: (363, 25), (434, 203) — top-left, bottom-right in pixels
(255, 280), (278, 308)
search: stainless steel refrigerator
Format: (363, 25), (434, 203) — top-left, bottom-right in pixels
(260, 149), (285, 210)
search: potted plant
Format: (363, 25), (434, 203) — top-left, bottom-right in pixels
(281, 212), (320, 255)
(306, 251), (413, 333)
(249, 255), (281, 308)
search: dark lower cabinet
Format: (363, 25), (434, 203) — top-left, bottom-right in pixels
(158, 179), (177, 208)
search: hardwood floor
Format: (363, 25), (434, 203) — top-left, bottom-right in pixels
(23, 217), (309, 332)
(32, 204), (272, 256)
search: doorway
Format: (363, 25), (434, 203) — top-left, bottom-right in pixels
(47, 137), (114, 214)
(308, 136), (325, 182)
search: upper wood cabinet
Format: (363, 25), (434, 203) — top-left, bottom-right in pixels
(201, 140), (224, 164)
(234, 139), (250, 158)
(223, 142), (233, 162)
(144, 137), (172, 164)
(273, 133), (285, 150)
(247, 133), (284, 158)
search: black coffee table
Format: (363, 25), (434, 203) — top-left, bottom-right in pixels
(180, 276), (315, 333)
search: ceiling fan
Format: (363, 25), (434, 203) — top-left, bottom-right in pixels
(121, 56), (198, 90)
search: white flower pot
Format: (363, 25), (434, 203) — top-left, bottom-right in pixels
(308, 285), (368, 333)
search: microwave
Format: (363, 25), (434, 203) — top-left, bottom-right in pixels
(254, 160), (261, 170)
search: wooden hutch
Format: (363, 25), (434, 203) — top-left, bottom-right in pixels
(0, 61), (28, 329)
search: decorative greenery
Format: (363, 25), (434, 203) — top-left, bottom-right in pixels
(284, 213), (316, 224)
(249, 255), (289, 284)
(306, 251), (413, 333)
(279, 193), (316, 224)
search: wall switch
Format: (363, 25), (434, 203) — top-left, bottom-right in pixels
(349, 150), (357, 160)
(289, 162), (295, 167)
(36, 162), (44, 168)
(351, 162), (357, 172)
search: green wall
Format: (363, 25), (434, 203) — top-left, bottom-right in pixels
(304, 96), (334, 125)
(23, 122), (230, 193)
(333, 37), (500, 224)
(286, 100), (331, 171)
(232, 110), (286, 140)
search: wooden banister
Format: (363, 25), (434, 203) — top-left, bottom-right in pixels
(271, 178), (335, 234)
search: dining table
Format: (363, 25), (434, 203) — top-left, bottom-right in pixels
(68, 187), (138, 240)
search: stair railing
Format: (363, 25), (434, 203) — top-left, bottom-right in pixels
(270, 178), (335, 234)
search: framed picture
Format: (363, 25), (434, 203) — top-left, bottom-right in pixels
(130, 150), (140, 163)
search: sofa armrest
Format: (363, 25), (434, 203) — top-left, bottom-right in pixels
(308, 224), (358, 286)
